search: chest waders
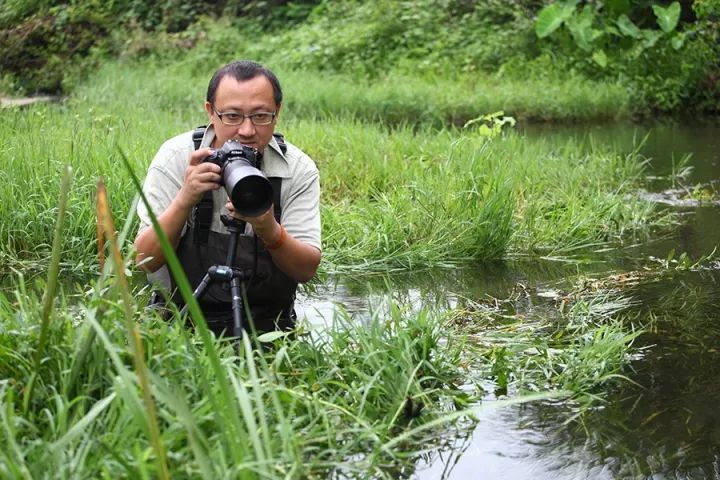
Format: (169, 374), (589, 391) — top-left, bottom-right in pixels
(171, 127), (298, 337)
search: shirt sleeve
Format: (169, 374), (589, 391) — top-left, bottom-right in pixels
(281, 156), (321, 251)
(136, 146), (185, 232)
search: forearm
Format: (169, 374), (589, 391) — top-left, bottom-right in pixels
(265, 229), (321, 283)
(135, 197), (194, 272)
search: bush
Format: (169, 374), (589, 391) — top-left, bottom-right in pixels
(0, 0), (716, 115)
(0, 3), (113, 94)
(529, 0), (720, 114)
(0, 0), (319, 95)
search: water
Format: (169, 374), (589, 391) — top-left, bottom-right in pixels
(297, 121), (720, 479)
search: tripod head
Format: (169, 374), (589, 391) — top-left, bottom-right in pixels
(221, 213), (246, 235)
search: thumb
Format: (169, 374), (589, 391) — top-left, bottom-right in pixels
(189, 147), (213, 166)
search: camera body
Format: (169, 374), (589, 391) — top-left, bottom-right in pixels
(203, 139), (259, 171)
(203, 139), (274, 218)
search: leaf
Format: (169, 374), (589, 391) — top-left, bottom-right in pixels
(616, 14), (641, 38)
(671, 33), (685, 50)
(641, 29), (663, 48)
(652, 1), (681, 34)
(536, 2), (576, 38)
(256, 330), (291, 343)
(567, 4), (598, 51)
(52, 393), (116, 452)
(605, 25), (620, 36)
(592, 49), (608, 68)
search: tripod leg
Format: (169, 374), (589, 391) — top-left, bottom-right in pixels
(230, 276), (244, 343)
(179, 273), (213, 317)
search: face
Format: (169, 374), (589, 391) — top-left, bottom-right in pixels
(204, 74), (281, 151)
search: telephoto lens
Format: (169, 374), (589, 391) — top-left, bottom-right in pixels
(205, 139), (274, 217)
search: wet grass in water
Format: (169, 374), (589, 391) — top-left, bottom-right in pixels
(0, 280), (466, 476)
(0, 272), (641, 477)
(0, 168), (647, 476)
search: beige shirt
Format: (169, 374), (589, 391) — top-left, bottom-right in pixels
(137, 125), (321, 288)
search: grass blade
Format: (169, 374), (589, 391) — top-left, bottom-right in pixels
(24, 164), (72, 412)
(96, 178), (169, 479)
(116, 144), (246, 463)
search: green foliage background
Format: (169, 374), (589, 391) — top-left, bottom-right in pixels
(1, 0), (718, 116)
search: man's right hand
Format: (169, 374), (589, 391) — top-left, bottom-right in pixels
(178, 147), (223, 208)
(135, 148), (223, 273)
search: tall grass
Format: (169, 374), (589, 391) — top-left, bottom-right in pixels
(0, 275), (471, 476)
(0, 133), (648, 475)
(277, 69), (631, 125)
(0, 270), (641, 476)
(0, 60), (664, 276)
(0, 243), (642, 477)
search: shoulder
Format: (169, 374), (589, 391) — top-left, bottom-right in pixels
(151, 130), (194, 170)
(147, 130), (195, 185)
(284, 140), (319, 177)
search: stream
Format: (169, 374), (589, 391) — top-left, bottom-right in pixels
(297, 120), (720, 479)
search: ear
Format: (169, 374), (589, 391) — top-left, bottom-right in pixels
(274, 103), (282, 123)
(204, 101), (214, 123)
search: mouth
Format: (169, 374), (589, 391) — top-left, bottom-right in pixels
(232, 138), (255, 147)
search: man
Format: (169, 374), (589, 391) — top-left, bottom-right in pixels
(135, 60), (321, 335)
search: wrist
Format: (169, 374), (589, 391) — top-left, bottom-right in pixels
(264, 224), (287, 250)
(176, 189), (198, 212)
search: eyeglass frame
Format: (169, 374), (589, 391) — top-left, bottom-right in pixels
(212, 107), (277, 126)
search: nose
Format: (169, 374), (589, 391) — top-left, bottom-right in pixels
(235, 116), (256, 137)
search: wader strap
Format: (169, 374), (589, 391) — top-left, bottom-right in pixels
(192, 125), (206, 150)
(269, 177), (282, 223)
(274, 132), (288, 154)
(270, 133), (285, 223)
(192, 125), (211, 244)
(193, 192), (214, 245)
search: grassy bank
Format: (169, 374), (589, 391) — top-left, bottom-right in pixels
(0, 243), (641, 477)
(0, 60), (665, 276)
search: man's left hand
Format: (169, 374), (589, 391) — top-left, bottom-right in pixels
(225, 198), (282, 246)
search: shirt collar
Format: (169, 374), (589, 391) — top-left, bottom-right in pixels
(201, 125), (290, 178)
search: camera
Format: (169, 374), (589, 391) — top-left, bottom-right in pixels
(204, 139), (273, 217)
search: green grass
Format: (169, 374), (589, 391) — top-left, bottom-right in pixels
(0, 272), (464, 477)
(0, 245), (643, 478)
(0, 60), (664, 276)
(278, 69), (631, 125)
(0, 59), (661, 475)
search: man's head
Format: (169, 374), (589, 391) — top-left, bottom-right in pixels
(205, 61), (283, 151)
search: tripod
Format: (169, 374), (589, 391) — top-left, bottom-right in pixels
(180, 214), (254, 351)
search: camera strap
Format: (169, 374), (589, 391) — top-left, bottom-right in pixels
(190, 126), (286, 244)
(192, 126), (214, 244)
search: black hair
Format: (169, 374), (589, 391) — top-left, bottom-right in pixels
(206, 60), (283, 106)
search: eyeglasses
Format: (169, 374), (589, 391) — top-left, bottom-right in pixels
(213, 108), (276, 126)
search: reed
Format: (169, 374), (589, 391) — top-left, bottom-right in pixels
(96, 178), (169, 479)
(22, 165), (72, 412)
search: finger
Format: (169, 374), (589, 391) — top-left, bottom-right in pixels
(193, 171), (222, 183)
(189, 147), (214, 166)
(194, 161), (222, 174)
(188, 179), (221, 195)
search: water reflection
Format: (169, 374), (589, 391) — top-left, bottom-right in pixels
(413, 268), (720, 479)
(521, 120), (720, 185)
